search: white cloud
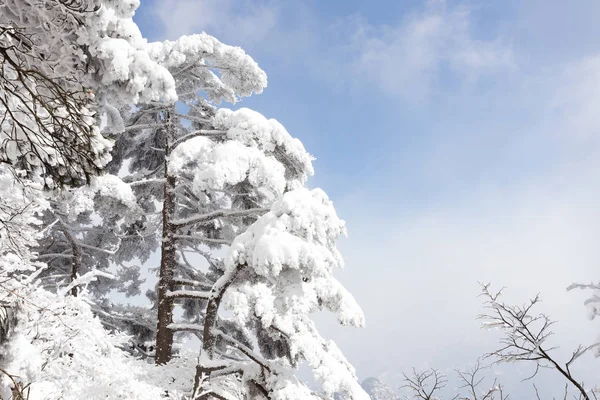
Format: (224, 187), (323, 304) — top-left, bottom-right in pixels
(319, 166), (600, 395)
(153, 0), (279, 45)
(546, 55), (600, 140)
(149, 0), (514, 103)
(346, 0), (514, 101)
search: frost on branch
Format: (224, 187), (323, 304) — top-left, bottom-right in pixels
(0, 164), (47, 261)
(479, 284), (598, 400)
(210, 187), (367, 399)
(0, 0), (178, 105)
(0, 0), (177, 185)
(0, 25), (111, 185)
(0, 285), (193, 399)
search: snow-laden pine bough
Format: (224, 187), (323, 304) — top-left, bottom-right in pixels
(178, 187), (369, 400)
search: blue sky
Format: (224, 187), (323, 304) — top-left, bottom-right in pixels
(135, 1), (600, 396)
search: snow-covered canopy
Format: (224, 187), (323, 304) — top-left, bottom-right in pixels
(223, 188), (367, 399)
(169, 108), (314, 207)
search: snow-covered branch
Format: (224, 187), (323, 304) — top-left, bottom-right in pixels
(172, 278), (214, 290)
(166, 289), (211, 299)
(174, 113), (212, 125)
(168, 322), (205, 332)
(60, 270), (115, 297)
(128, 178), (166, 187)
(171, 130), (228, 149)
(171, 207), (267, 227)
(213, 329), (272, 373)
(74, 241), (119, 255)
(35, 253), (74, 260)
(174, 234), (232, 245)
(124, 123), (164, 132)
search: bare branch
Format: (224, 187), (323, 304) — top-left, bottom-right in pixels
(479, 284), (592, 400)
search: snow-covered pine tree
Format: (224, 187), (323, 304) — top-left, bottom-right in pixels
(109, 32), (368, 398)
(106, 32), (305, 363)
(33, 174), (146, 298)
(192, 187), (368, 400)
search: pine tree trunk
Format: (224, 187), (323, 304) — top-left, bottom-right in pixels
(155, 112), (177, 365)
(0, 303), (15, 346)
(59, 222), (82, 297)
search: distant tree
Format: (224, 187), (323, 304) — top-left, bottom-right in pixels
(401, 360), (508, 400)
(403, 284), (600, 400)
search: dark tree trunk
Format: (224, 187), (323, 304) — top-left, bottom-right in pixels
(155, 112), (177, 365)
(60, 222), (82, 297)
(0, 303), (16, 347)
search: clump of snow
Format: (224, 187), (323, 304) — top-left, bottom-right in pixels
(79, 1), (178, 105)
(170, 137), (287, 204)
(147, 33), (267, 103)
(215, 108), (314, 183)
(62, 173), (143, 223)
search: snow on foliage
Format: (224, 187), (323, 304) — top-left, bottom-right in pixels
(0, 0), (177, 105)
(168, 107), (314, 211)
(64, 174), (142, 222)
(32, 171), (148, 299)
(170, 137), (286, 203)
(1, 284), (195, 400)
(147, 33), (267, 103)
(221, 188), (367, 399)
(0, 165), (48, 260)
(0, 0), (177, 185)
(214, 108), (315, 182)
